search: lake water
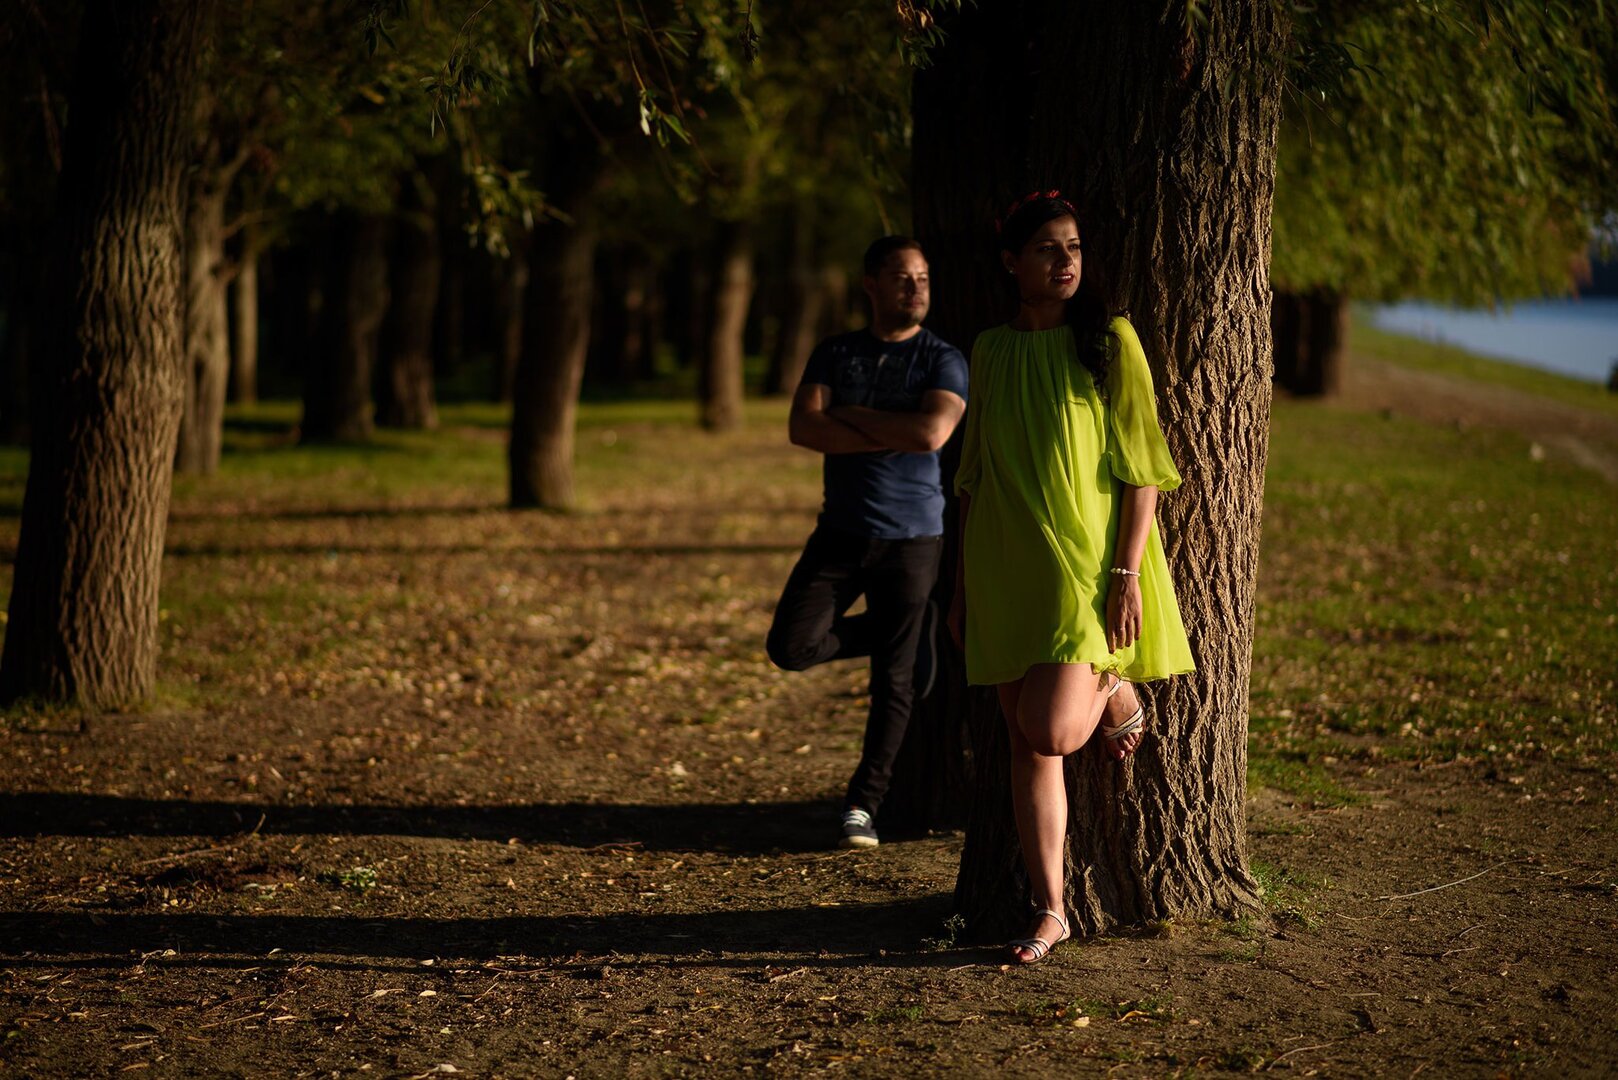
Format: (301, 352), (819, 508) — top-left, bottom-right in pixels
(1371, 298), (1618, 384)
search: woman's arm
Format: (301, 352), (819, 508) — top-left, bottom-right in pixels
(1107, 483), (1157, 652)
(947, 491), (971, 650)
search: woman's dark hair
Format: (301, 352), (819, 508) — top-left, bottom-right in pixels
(997, 194), (1114, 394)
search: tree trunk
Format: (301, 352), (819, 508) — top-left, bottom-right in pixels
(229, 232), (259, 405)
(700, 221), (753, 432)
(376, 187), (442, 430)
(764, 207), (828, 397)
(0, 231), (34, 446)
(668, 247), (709, 372)
(174, 162), (231, 474)
(1270, 287), (1344, 397)
(508, 144), (605, 509)
(1269, 288), (1303, 390)
(492, 248), (529, 403)
(816, 266), (850, 340)
(1302, 289), (1345, 397)
(616, 258), (652, 386)
(300, 211), (389, 443)
(433, 168), (467, 381)
(912, 0), (1285, 939)
(0, 0), (209, 708)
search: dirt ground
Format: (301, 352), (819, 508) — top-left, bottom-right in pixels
(3, 369), (1617, 1077)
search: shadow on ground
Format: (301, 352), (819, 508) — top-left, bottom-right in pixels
(0, 897), (977, 971)
(0, 793), (894, 855)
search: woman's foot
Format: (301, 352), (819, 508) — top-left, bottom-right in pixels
(1008, 908), (1069, 964)
(1100, 679), (1145, 760)
(1008, 907), (1070, 964)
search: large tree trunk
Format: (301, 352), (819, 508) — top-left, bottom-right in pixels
(700, 221), (753, 432)
(911, 0), (1285, 939)
(0, 0), (209, 708)
(229, 230), (259, 405)
(508, 143), (605, 509)
(376, 182), (442, 430)
(300, 211), (389, 443)
(174, 157), (231, 474)
(1271, 287), (1345, 397)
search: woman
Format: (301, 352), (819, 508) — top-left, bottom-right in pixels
(946, 192), (1194, 964)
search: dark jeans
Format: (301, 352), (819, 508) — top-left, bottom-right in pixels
(766, 526), (943, 818)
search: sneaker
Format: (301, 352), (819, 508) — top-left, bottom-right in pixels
(913, 599), (939, 701)
(840, 807), (879, 848)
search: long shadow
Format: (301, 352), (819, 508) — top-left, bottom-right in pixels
(159, 541), (806, 560)
(0, 793), (874, 855)
(0, 898), (977, 970)
(0, 541), (806, 563)
(165, 502), (818, 524)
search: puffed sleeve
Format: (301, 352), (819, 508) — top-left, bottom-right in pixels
(952, 337), (985, 497)
(1105, 317), (1181, 491)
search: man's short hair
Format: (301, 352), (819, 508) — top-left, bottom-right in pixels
(862, 236), (925, 278)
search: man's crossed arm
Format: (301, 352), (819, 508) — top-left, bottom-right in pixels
(788, 384), (966, 455)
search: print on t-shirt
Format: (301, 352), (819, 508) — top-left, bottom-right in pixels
(798, 328), (969, 540)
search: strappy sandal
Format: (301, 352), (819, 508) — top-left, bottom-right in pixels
(1007, 907), (1070, 965)
(1101, 678), (1145, 748)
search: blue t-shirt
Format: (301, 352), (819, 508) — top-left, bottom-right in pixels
(799, 328), (969, 539)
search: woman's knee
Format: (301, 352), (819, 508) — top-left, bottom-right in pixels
(1021, 725), (1086, 758)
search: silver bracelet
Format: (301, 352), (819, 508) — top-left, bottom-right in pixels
(1109, 567), (1140, 577)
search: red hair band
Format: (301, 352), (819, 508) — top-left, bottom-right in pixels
(994, 189), (1076, 234)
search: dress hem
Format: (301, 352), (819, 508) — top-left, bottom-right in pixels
(966, 659), (1196, 688)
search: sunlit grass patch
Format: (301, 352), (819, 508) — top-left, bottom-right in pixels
(1250, 859), (1329, 929)
(1252, 397), (1617, 778)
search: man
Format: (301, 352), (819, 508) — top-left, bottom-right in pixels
(766, 236), (968, 849)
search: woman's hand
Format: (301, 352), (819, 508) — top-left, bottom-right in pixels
(946, 595), (965, 652)
(1106, 575), (1143, 653)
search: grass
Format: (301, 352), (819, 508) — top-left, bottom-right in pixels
(1348, 315), (1618, 420)
(1255, 396), (1618, 779)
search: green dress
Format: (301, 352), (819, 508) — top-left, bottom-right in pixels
(954, 316), (1195, 687)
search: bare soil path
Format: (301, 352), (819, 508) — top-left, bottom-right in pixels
(1, 384), (1615, 1077)
(1338, 354), (1618, 485)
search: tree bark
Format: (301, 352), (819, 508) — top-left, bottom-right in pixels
(0, 0), (209, 708)
(300, 211), (389, 443)
(700, 221), (753, 432)
(376, 185), (442, 430)
(174, 157), (231, 474)
(229, 231), (259, 405)
(912, 0), (1285, 939)
(508, 143), (605, 509)
(492, 248), (529, 403)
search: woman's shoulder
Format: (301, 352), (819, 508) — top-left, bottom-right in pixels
(1106, 314), (1138, 338)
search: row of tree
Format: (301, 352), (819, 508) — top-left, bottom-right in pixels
(0, 0), (1614, 936)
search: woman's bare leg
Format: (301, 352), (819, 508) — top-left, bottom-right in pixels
(999, 663), (1112, 960)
